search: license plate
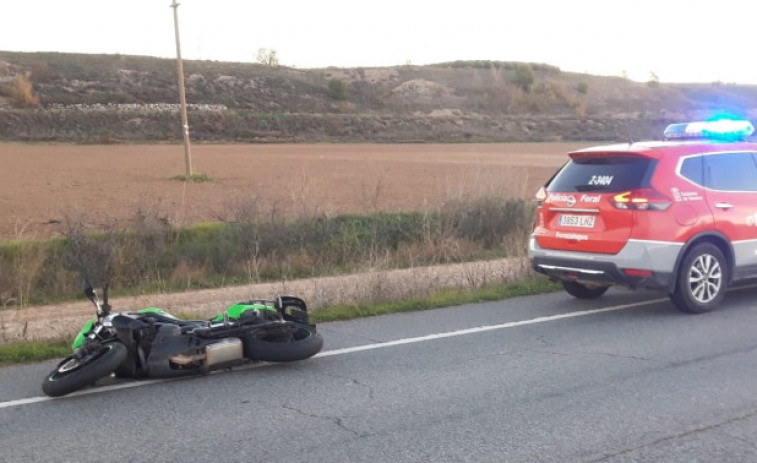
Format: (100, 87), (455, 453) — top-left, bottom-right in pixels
(559, 214), (595, 228)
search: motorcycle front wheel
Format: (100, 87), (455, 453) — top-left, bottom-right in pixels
(244, 323), (323, 362)
(42, 342), (127, 397)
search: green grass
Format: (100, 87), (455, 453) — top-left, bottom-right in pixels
(0, 275), (559, 366)
(0, 339), (70, 367)
(311, 275), (560, 323)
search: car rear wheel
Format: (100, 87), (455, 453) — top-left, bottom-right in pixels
(671, 243), (728, 314)
(561, 281), (609, 299)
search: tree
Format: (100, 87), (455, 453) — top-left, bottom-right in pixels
(256, 48), (279, 67)
(513, 63), (535, 92)
(647, 71), (660, 88)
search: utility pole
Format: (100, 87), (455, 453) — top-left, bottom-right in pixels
(170, 0), (193, 176)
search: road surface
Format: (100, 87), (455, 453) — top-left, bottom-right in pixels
(2, 286), (757, 462)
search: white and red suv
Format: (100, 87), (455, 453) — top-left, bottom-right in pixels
(528, 119), (757, 313)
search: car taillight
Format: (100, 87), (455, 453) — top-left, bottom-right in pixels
(534, 186), (547, 206)
(611, 188), (671, 211)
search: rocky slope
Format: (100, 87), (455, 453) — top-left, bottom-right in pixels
(1, 51), (757, 142)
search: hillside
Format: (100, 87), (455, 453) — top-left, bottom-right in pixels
(1, 51), (757, 143)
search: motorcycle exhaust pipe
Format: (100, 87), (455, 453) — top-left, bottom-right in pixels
(170, 338), (244, 370)
(205, 338), (244, 368)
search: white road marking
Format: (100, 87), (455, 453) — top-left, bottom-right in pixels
(314, 297), (669, 357)
(0, 379), (170, 409)
(0, 296), (670, 410)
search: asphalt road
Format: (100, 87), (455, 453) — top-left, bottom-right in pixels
(2, 285), (757, 462)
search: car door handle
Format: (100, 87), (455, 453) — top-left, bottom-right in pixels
(715, 202), (734, 210)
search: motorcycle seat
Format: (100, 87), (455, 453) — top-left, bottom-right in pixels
(139, 311), (209, 328)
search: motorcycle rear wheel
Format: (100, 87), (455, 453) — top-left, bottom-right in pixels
(42, 342), (127, 397)
(244, 323), (323, 362)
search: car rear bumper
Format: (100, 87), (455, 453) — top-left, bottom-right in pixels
(528, 236), (682, 290)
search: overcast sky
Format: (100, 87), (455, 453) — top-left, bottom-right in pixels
(2, 0), (755, 84)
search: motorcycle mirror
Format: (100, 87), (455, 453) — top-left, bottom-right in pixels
(101, 283), (111, 314)
(83, 279), (95, 300)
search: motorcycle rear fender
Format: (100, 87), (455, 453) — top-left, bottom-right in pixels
(279, 296), (311, 324)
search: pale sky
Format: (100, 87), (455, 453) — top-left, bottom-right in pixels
(2, 0), (755, 84)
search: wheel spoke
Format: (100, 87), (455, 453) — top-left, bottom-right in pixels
(692, 282), (705, 301)
(689, 272), (703, 284)
(699, 257), (710, 273)
(707, 282), (719, 299)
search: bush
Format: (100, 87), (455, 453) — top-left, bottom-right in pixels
(1, 75), (41, 108)
(327, 78), (349, 100)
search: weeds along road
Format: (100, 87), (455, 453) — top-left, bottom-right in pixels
(3, 287), (757, 462)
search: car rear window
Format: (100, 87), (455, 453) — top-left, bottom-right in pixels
(548, 156), (656, 193)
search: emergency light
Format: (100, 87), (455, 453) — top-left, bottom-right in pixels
(663, 119), (755, 140)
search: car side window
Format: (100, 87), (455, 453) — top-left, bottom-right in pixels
(680, 156), (704, 186)
(704, 152), (757, 192)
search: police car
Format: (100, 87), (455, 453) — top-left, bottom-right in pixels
(528, 119), (757, 313)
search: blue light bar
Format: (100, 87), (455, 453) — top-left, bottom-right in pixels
(664, 120), (755, 140)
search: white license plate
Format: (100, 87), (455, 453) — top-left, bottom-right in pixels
(559, 214), (595, 228)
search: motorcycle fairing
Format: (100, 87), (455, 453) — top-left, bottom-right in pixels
(72, 319), (95, 349)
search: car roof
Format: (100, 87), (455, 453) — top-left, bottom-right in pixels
(569, 140), (757, 159)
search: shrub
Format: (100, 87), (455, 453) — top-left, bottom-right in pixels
(3, 74), (41, 108)
(513, 64), (535, 93)
(327, 78), (349, 100)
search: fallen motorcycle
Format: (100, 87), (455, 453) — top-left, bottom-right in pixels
(42, 282), (323, 397)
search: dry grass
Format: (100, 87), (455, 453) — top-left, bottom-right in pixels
(0, 256), (531, 343)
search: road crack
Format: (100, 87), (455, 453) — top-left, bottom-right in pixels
(320, 371), (377, 400)
(525, 348), (672, 365)
(585, 408), (757, 462)
(282, 404), (363, 438)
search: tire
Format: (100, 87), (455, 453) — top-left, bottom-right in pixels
(244, 323), (323, 362)
(671, 243), (728, 314)
(562, 281), (610, 299)
(42, 342), (127, 397)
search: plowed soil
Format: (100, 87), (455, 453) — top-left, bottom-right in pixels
(0, 142), (585, 239)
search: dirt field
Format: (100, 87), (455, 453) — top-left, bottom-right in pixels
(0, 142), (585, 343)
(0, 142), (586, 240)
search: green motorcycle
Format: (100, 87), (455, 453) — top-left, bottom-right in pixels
(42, 282), (323, 397)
